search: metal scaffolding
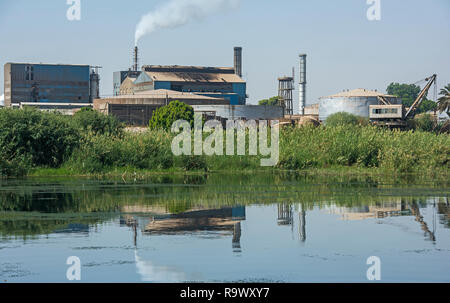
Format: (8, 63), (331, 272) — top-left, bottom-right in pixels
(278, 77), (294, 116)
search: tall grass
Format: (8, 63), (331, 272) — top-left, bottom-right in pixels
(1, 108), (448, 177)
(279, 125), (449, 174)
(65, 124), (449, 175)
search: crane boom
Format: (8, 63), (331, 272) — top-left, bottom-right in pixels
(405, 74), (437, 119)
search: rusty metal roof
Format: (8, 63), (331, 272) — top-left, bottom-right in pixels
(141, 65), (245, 84)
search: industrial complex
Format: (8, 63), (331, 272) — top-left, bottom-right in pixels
(1, 45), (443, 127)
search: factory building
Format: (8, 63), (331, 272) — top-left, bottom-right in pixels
(319, 88), (401, 122)
(133, 65), (247, 105)
(113, 47), (247, 105)
(94, 89), (229, 126)
(100, 46), (286, 126)
(3, 63), (99, 110)
(113, 70), (141, 96)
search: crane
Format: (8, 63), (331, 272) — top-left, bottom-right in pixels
(404, 74), (437, 119)
(369, 74), (437, 128)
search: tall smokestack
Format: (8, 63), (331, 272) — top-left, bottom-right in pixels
(234, 47), (242, 78)
(133, 46), (139, 72)
(299, 54), (307, 115)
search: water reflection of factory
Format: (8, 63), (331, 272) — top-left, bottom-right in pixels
(120, 206), (245, 252)
(275, 200), (448, 243)
(277, 203), (306, 242)
(325, 200), (439, 242)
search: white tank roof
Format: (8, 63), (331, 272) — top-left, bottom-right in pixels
(322, 88), (396, 98)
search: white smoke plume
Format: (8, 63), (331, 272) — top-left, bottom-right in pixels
(135, 0), (240, 45)
(0, 94), (4, 106)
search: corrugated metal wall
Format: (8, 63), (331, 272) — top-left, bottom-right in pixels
(108, 104), (161, 126)
(6, 63), (90, 104)
(192, 105), (284, 120)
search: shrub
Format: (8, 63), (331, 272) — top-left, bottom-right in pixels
(325, 112), (362, 127)
(0, 155), (31, 177)
(408, 114), (435, 132)
(149, 101), (194, 131)
(72, 107), (124, 136)
(0, 108), (80, 169)
(68, 131), (175, 173)
(180, 155), (208, 171)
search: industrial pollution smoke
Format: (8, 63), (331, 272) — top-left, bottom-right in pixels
(134, 0), (240, 45)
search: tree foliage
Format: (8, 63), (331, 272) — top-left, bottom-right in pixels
(0, 108), (80, 170)
(149, 100), (194, 131)
(258, 96), (280, 106)
(437, 84), (450, 116)
(72, 107), (124, 136)
(387, 82), (436, 114)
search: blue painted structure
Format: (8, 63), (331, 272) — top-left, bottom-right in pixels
(4, 63), (91, 105)
(131, 66), (247, 105)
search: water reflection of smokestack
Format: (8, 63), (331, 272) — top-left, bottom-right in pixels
(411, 201), (436, 242)
(232, 222), (242, 253)
(278, 204), (293, 226)
(298, 210), (306, 242)
(120, 215), (139, 246)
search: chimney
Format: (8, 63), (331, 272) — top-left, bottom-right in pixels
(133, 46), (139, 72)
(299, 54), (307, 115)
(234, 47), (242, 78)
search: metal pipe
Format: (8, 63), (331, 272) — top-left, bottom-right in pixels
(299, 54), (307, 115)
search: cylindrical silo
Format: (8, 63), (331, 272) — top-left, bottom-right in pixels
(318, 89), (401, 122)
(89, 69), (100, 102)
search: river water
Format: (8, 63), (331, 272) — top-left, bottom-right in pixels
(0, 173), (449, 282)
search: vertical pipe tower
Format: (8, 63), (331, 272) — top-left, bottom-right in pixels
(278, 77), (294, 116)
(234, 47), (242, 78)
(89, 66), (101, 102)
(299, 54), (307, 115)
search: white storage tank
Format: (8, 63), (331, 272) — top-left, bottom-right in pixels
(319, 89), (401, 122)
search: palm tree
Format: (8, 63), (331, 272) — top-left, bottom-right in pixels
(437, 84), (450, 117)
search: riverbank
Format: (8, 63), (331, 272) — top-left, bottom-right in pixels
(29, 125), (450, 178)
(1, 108), (449, 178)
(28, 165), (450, 182)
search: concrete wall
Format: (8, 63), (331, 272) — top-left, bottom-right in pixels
(192, 105), (284, 120)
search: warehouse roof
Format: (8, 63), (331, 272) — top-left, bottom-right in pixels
(140, 65), (245, 84)
(322, 89), (396, 98)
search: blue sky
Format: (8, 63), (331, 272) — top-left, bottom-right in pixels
(0, 0), (449, 111)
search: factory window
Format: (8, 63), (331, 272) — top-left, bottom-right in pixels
(373, 108), (398, 115)
(25, 66), (34, 81)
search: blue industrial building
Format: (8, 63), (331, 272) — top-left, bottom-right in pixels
(3, 63), (95, 107)
(132, 65), (247, 105)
